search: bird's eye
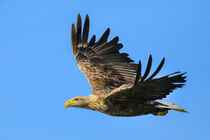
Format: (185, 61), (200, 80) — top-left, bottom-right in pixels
(74, 98), (79, 101)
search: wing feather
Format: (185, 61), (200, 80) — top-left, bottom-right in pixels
(82, 15), (89, 43)
(76, 14), (82, 44)
(94, 28), (110, 47)
(134, 60), (141, 85)
(71, 24), (77, 56)
(139, 55), (152, 83)
(146, 57), (165, 81)
(88, 35), (96, 47)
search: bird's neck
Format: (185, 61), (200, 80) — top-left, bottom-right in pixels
(86, 95), (108, 111)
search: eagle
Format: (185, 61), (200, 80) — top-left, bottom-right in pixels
(65, 14), (187, 117)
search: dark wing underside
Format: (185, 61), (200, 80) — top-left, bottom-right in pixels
(71, 14), (138, 94)
(105, 55), (186, 103)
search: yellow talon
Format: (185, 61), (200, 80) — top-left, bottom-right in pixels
(157, 111), (168, 116)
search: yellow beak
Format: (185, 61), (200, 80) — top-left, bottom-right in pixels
(65, 100), (71, 108)
(65, 100), (78, 108)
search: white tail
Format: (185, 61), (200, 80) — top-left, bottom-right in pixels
(157, 102), (188, 113)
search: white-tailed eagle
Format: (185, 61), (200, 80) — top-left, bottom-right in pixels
(65, 14), (187, 116)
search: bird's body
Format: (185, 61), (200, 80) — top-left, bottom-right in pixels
(65, 14), (187, 117)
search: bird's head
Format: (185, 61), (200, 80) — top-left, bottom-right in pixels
(65, 96), (89, 108)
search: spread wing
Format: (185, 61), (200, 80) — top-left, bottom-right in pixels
(71, 14), (138, 94)
(105, 55), (187, 103)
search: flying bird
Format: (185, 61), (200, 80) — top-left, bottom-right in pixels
(65, 14), (187, 116)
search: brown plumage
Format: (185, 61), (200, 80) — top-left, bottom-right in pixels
(65, 14), (187, 117)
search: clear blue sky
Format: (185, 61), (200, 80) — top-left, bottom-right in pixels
(0, 0), (210, 140)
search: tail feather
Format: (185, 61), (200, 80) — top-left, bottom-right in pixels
(157, 102), (188, 113)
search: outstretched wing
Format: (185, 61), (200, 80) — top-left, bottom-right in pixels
(71, 14), (138, 94)
(105, 55), (187, 103)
